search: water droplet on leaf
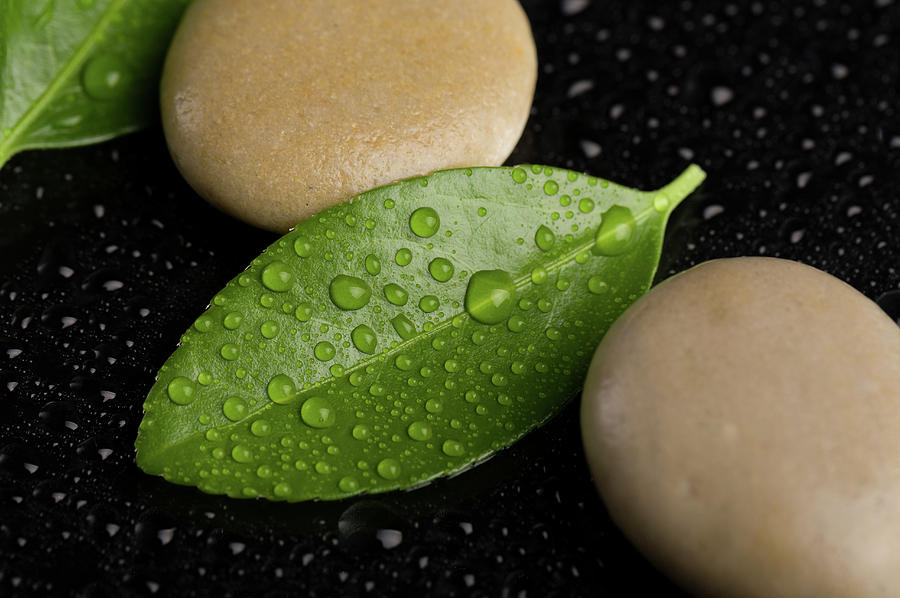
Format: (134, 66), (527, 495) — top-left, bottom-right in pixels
(409, 207), (440, 238)
(314, 341), (335, 361)
(464, 270), (516, 325)
(267, 374), (296, 404)
(223, 397), (248, 421)
(442, 440), (465, 457)
(167, 377), (195, 405)
(351, 325), (377, 354)
(594, 206), (636, 256)
(407, 421), (432, 441)
(391, 314), (416, 340)
(81, 55), (130, 100)
(428, 258), (454, 282)
(231, 445), (253, 463)
(377, 458), (402, 480)
(330, 275), (371, 310)
(383, 283), (409, 306)
(293, 236), (313, 257)
(364, 254), (381, 275)
(535, 225), (555, 251)
(261, 262), (293, 292)
(300, 397), (336, 428)
(395, 248), (413, 266)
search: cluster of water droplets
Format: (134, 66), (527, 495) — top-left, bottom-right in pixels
(144, 165), (665, 501)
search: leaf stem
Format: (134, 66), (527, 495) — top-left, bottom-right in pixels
(657, 164), (707, 211)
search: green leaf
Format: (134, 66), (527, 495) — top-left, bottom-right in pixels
(136, 164), (706, 501)
(0, 0), (190, 170)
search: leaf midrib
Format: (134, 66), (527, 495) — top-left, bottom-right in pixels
(144, 166), (706, 465)
(0, 0), (129, 162)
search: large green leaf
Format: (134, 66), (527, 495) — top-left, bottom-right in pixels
(0, 0), (190, 170)
(136, 164), (706, 501)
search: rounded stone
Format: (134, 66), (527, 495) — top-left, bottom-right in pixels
(581, 257), (900, 598)
(161, 0), (537, 232)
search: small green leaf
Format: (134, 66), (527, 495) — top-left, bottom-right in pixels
(0, 0), (190, 170)
(136, 164), (706, 501)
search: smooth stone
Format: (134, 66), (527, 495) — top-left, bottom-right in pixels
(161, 0), (537, 232)
(581, 257), (900, 598)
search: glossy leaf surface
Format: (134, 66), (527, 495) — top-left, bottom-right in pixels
(0, 0), (190, 170)
(136, 164), (706, 501)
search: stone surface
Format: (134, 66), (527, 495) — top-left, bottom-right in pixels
(161, 0), (537, 232)
(582, 258), (900, 598)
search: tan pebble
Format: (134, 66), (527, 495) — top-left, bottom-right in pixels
(161, 0), (537, 232)
(581, 257), (900, 598)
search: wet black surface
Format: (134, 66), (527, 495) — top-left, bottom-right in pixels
(2, 0), (899, 596)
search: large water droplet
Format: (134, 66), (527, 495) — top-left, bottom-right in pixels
(512, 167), (528, 183)
(351, 324), (377, 354)
(391, 314), (416, 340)
(260, 320), (280, 339)
(274, 482), (292, 498)
(383, 283), (409, 306)
(220, 343), (239, 361)
(295, 303), (313, 322)
(442, 440), (465, 457)
(365, 254), (381, 275)
(339, 477), (360, 493)
(314, 341), (335, 361)
(395, 248), (413, 266)
(167, 377), (195, 405)
(428, 258), (454, 282)
(395, 354), (414, 371)
(507, 315), (526, 332)
(407, 421), (432, 441)
(267, 374), (296, 404)
(588, 277), (609, 294)
(193, 314), (213, 332)
(300, 397), (336, 428)
(223, 396), (248, 421)
(464, 270), (516, 325)
(419, 295), (439, 313)
(293, 235), (313, 257)
(330, 275), (371, 310)
(377, 458), (402, 480)
(535, 225), (555, 251)
(81, 55), (130, 100)
(223, 311), (243, 330)
(409, 207), (440, 238)
(231, 445), (253, 463)
(352, 424), (370, 440)
(261, 261), (293, 292)
(250, 420), (271, 437)
(543, 180), (559, 196)
(594, 206), (636, 256)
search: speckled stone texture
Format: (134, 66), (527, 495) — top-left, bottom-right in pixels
(1, 0), (898, 596)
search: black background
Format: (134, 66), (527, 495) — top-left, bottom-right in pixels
(2, 0), (899, 596)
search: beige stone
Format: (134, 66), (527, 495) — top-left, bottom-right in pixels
(581, 257), (900, 598)
(161, 0), (537, 232)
